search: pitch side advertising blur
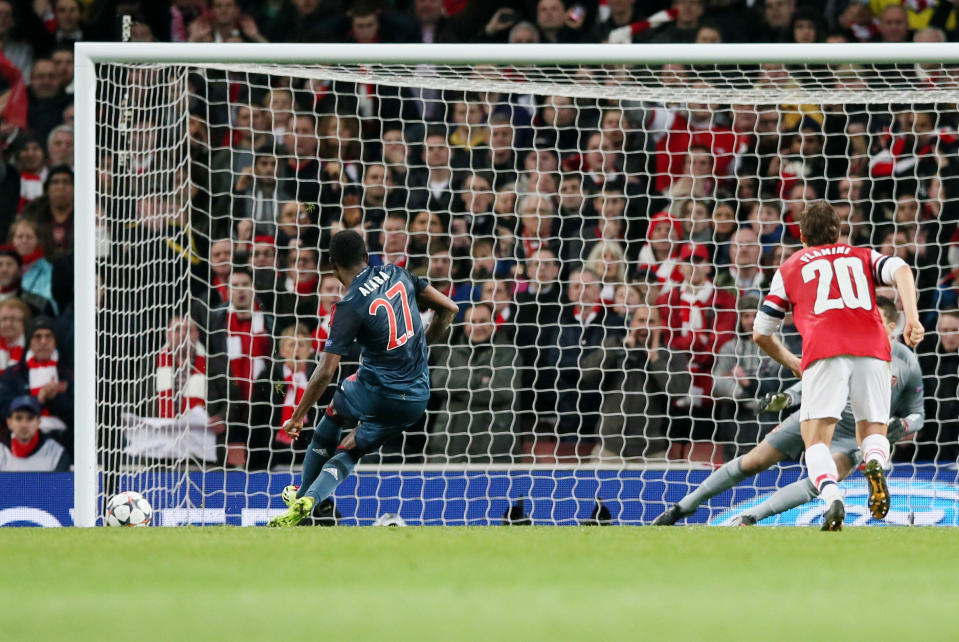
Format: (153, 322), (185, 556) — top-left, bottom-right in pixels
(2, 467), (958, 527)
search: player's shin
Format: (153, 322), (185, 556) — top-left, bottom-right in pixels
(861, 433), (890, 468)
(302, 450), (357, 505)
(297, 414), (341, 499)
(742, 479), (817, 522)
(676, 457), (749, 514)
(804, 443), (843, 506)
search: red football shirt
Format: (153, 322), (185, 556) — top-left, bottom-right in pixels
(761, 244), (895, 370)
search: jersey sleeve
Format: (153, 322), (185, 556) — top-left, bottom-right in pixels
(323, 300), (361, 356)
(869, 249), (907, 286)
(754, 269), (789, 336)
(405, 268), (430, 296)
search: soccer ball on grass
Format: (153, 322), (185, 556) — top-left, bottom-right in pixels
(105, 491), (153, 527)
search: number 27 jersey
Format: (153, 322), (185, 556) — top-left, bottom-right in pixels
(323, 264), (431, 401)
(760, 244), (904, 370)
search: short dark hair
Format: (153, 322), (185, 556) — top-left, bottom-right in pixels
(800, 201), (841, 246)
(424, 124), (448, 142)
(231, 266), (253, 282)
(329, 230), (368, 268)
(875, 296), (897, 324)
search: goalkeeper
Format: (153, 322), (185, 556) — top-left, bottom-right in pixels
(653, 297), (924, 526)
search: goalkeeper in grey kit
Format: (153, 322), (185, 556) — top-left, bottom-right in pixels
(654, 297), (924, 525)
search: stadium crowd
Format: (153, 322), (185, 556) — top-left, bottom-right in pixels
(3, 0), (959, 471)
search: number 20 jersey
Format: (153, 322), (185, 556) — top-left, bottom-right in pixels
(324, 264), (431, 401)
(760, 243), (901, 371)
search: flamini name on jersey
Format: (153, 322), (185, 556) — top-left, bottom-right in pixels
(798, 246), (851, 263)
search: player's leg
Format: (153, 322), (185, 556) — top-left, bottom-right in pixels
(292, 408), (344, 502)
(651, 441), (786, 525)
(850, 357), (893, 519)
(739, 453), (855, 524)
(799, 357), (850, 530)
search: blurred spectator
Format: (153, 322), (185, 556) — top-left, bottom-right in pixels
(278, 113), (321, 206)
(187, 0), (267, 43)
(250, 235), (280, 314)
(516, 193), (559, 261)
(249, 324), (316, 470)
(0, 297), (26, 373)
(918, 308), (959, 460)
(582, 302), (689, 461)
(535, 0), (597, 44)
(715, 226), (766, 297)
(429, 303), (520, 462)
(0, 395), (69, 471)
(276, 247), (320, 323)
(556, 267), (626, 438)
(370, 211), (410, 268)
(13, 132), (47, 212)
(9, 218), (55, 312)
(515, 248), (563, 430)
(409, 125), (455, 212)
(46, 124), (72, 167)
(645, 0), (703, 43)
(656, 243), (737, 406)
(711, 295), (780, 453)
(584, 240), (627, 304)
(309, 273), (342, 352)
(0, 245), (52, 317)
(50, 44), (72, 94)
(0, 316), (72, 443)
(123, 314), (228, 465)
(761, 0), (795, 42)
(232, 146), (290, 237)
(27, 58), (70, 140)
(0, 1), (34, 77)
(878, 4), (910, 43)
(206, 267), (271, 465)
(22, 165), (73, 261)
(205, 238), (234, 312)
(637, 211), (683, 285)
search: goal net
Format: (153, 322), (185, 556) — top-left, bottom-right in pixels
(77, 43), (959, 527)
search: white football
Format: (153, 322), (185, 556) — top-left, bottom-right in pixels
(105, 491), (153, 527)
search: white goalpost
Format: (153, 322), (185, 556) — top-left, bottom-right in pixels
(74, 42), (959, 528)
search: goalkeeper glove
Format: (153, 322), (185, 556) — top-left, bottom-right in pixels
(761, 391), (793, 413)
(887, 417), (909, 443)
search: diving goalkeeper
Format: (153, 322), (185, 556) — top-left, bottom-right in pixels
(653, 297), (924, 526)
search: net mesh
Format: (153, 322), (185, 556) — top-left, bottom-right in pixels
(90, 58), (959, 526)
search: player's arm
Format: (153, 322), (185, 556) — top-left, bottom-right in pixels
(888, 356), (926, 443)
(752, 270), (802, 377)
(282, 351), (342, 439)
(418, 285), (458, 345)
(872, 251), (923, 346)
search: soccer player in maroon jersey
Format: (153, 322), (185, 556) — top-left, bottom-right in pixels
(752, 202), (924, 531)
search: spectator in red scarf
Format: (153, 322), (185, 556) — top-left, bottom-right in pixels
(0, 394), (69, 471)
(204, 238), (233, 312)
(22, 164), (73, 261)
(478, 279), (515, 336)
(656, 243), (736, 406)
(12, 132), (46, 212)
(208, 267), (271, 402)
(637, 211), (684, 286)
(249, 323), (317, 470)
(0, 316), (72, 446)
(0, 297), (27, 373)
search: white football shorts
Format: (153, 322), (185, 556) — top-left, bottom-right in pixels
(799, 356), (891, 423)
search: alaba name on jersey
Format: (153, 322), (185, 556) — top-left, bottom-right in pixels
(756, 243), (907, 370)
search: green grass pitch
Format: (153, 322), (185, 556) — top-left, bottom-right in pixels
(5, 526), (957, 641)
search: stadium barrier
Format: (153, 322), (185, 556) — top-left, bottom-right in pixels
(4, 465), (958, 527)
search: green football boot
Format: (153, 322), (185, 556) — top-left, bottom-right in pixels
(268, 496), (315, 527)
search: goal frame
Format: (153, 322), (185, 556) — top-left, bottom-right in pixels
(73, 41), (959, 527)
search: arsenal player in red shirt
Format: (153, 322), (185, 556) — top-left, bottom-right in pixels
(752, 202), (924, 531)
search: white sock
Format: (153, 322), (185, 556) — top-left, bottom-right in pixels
(805, 443), (843, 506)
(861, 433), (891, 467)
